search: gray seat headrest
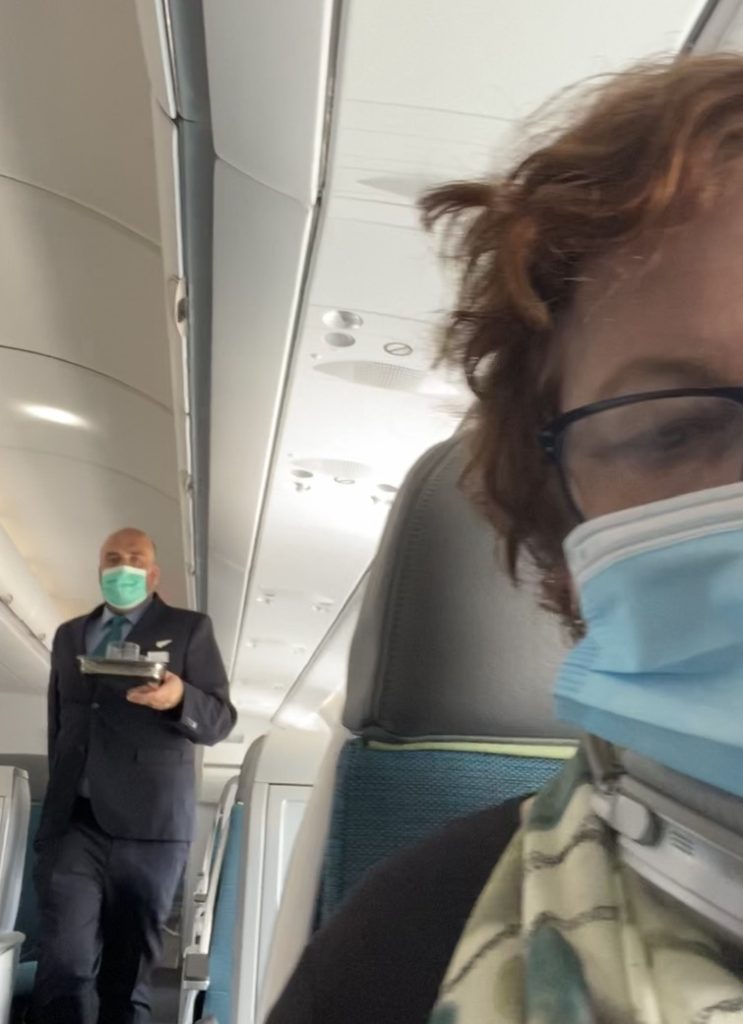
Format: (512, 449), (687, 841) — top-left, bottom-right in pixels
(344, 435), (574, 741)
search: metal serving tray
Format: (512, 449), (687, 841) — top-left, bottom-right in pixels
(77, 656), (166, 682)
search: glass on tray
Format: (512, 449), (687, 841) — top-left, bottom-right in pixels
(106, 641), (141, 661)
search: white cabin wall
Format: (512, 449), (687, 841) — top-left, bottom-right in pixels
(0, 693), (47, 755)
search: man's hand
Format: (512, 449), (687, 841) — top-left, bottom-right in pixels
(126, 671), (185, 711)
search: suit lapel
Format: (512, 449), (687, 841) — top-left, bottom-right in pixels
(72, 604), (104, 656)
(126, 594), (167, 648)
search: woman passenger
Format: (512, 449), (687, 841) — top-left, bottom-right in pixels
(267, 53), (743, 1023)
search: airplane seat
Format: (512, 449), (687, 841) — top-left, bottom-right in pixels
(260, 434), (577, 1018)
(0, 756), (43, 1022)
(180, 737), (266, 1024)
(1, 756), (47, 1002)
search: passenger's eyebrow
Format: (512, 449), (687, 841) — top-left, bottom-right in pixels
(595, 356), (728, 400)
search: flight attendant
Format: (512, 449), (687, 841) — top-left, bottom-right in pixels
(31, 528), (236, 1024)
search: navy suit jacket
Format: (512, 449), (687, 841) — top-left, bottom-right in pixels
(38, 594), (236, 842)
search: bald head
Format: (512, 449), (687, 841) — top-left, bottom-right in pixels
(99, 528), (160, 599)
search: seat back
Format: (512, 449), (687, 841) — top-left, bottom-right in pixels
(0, 756), (47, 958)
(0, 767), (30, 935)
(198, 740), (262, 1024)
(261, 436), (575, 1017)
(318, 739), (571, 925)
(322, 435), (574, 919)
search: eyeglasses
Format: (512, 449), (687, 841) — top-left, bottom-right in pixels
(539, 387), (743, 520)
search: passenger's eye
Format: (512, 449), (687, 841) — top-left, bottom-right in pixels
(622, 410), (736, 458)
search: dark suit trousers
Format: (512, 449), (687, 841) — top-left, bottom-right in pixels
(31, 799), (189, 1024)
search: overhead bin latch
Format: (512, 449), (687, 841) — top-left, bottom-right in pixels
(172, 276), (188, 340)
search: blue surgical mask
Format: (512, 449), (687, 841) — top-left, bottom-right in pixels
(100, 566), (149, 611)
(555, 481), (743, 799)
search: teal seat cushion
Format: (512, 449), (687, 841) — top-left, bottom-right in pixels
(318, 739), (567, 924)
(14, 960), (36, 999)
(202, 803), (244, 1023)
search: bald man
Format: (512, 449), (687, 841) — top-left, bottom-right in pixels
(31, 529), (236, 1024)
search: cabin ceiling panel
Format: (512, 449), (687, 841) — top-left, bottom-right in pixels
(230, 350), (461, 706)
(341, 0), (706, 120)
(310, 216), (446, 322)
(0, 178), (171, 407)
(331, 106), (511, 210)
(0, 0), (160, 241)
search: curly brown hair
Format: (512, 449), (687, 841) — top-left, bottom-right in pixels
(420, 53), (743, 630)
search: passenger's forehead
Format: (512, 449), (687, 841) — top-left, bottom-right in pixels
(557, 183), (743, 411)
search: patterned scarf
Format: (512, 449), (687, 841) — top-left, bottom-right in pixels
(430, 750), (743, 1024)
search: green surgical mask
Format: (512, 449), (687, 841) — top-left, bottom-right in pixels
(100, 566), (149, 611)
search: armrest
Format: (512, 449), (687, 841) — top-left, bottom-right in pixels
(177, 945), (211, 1024)
(181, 946), (210, 990)
(0, 932), (23, 956)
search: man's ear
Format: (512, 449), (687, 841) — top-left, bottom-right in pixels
(149, 565), (161, 592)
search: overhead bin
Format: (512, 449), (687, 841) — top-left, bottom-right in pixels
(0, 523), (58, 650)
(203, 0), (335, 204)
(134, 0), (177, 119)
(208, 162), (313, 660)
(691, 0), (743, 50)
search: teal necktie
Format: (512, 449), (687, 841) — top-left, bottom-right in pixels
(92, 614), (129, 657)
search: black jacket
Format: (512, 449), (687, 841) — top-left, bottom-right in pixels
(266, 798), (522, 1024)
(38, 594), (236, 843)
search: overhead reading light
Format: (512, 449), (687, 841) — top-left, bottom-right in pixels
(20, 404), (87, 428)
(291, 468), (313, 493)
(322, 309), (363, 331)
(324, 332), (356, 349)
